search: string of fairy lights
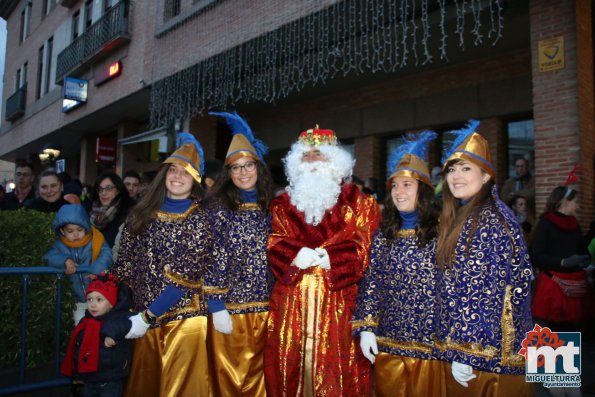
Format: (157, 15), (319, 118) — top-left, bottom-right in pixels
(149, 0), (504, 128)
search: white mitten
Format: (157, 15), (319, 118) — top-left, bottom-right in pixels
(451, 361), (477, 387)
(125, 313), (150, 339)
(359, 331), (378, 364)
(293, 247), (320, 269)
(213, 310), (233, 334)
(315, 248), (331, 269)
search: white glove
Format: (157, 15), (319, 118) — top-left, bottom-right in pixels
(125, 313), (150, 339)
(315, 248), (330, 269)
(213, 310), (233, 334)
(451, 361), (476, 387)
(359, 331), (378, 364)
(293, 247), (321, 269)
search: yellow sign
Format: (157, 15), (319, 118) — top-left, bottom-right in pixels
(538, 36), (564, 72)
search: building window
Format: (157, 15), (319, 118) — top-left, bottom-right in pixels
(85, 0), (94, 30)
(36, 45), (44, 99)
(22, 63), (28, 88)
(506, 119), (534, 178)
(15, 63), (28, 91)
(72, 10), (80, 41)
(45, 37), (53, 95)
(19, 2), (32, 42)
(42, 0), (55, 18)
(15, 69), (21, 91)
(164, 0), (181, 21)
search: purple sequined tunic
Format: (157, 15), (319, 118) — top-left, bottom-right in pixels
(433, 186), (533, 375)
(352, 229), (439, 360)
(112, 202), (213, 326)
(204, 203), (273, 314)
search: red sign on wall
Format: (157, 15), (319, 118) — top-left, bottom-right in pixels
(95, 61), (123, 86)
(96, 137), (117, 163)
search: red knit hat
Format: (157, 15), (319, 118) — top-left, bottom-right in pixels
(85, 273), (118, 307)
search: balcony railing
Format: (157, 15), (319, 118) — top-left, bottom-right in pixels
(55, 1), (130, 84)
(5, 84), (27, 122)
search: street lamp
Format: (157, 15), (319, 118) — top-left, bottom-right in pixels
(39, 143), (61, 166)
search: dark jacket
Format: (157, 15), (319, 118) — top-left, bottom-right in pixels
(71, 282), (134, 383)
(0, 189), (35, 210)
(23, 197), (68, 213)
(531, 211), (586, 273)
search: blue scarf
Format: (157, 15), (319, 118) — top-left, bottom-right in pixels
(160, 196), (192, 213)
(399, 210), (418, 230)
(239, 189), (257, 204)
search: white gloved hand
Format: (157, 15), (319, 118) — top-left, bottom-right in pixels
(293, 247), (321, 269)
(315, 248), (331, 269)
(212, 310), (233, 334)
(125, 313), (150, 339)
(359, 331), (378, 364)
(451, 361), (477, 387)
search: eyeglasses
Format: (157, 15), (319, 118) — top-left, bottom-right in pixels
(229, 161), (257, 175)
(15, 172), (32, 178)
(97, 185), (116, 194)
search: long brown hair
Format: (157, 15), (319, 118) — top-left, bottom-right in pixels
(381, 182), (440, 247)
(205, 161), (274, 212)
(436, 160), (495, 268)
(126, 164), (202, 235)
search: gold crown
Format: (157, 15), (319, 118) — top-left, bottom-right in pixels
(297, 125), (338, 146)
(162, 144), (202, 183)
(225, 134), (260, 165)
(389, 153), (432, 187)
(443, 132), (495, 178)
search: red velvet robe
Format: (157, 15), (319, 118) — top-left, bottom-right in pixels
(265, 184), (380, 397)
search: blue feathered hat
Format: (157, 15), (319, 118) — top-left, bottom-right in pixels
(162, 132), (205, 183)
(441, 119), (495, 177)
(387, 130), (438, 187)
(209, 111), (268, 165)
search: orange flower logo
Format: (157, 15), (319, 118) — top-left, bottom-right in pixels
(518, 324), (565, 367)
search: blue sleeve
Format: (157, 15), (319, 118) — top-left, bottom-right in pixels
(207, 299), (226, 313)
(87, 241), (113, 275)
(43, 241), (71, 269)
(149, 286), (184, 316)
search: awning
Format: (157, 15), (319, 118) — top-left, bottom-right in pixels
(119, 127), (168, 152)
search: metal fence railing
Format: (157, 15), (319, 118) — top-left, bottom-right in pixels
(0, 266), (89, 396)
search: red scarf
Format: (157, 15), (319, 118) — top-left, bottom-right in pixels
(543, 210), (578, 231)
(61, 317), (102, 377)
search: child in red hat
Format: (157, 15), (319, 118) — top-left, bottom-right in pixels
(61, 273), (135, 397)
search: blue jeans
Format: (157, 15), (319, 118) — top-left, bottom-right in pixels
(84, 381), (122, 397)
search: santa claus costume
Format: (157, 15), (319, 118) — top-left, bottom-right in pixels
(264, 127), (380, 397)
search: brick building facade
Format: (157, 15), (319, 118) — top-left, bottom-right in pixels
(0, 0), (593, 229)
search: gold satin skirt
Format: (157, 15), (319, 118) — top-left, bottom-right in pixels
(207, 311), (269, 397)
(441, 361), (534, 397)
(123, 316), (210, 397)
(373, 353), (445, 397)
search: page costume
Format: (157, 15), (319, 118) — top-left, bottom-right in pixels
(436, 121), (533, 397)
(112, 133), (214, 397)
(204, 111), (273, 396)
(352, 131), (443, 397)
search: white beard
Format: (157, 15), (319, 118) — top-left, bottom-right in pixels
(286, 162), (342, 225)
